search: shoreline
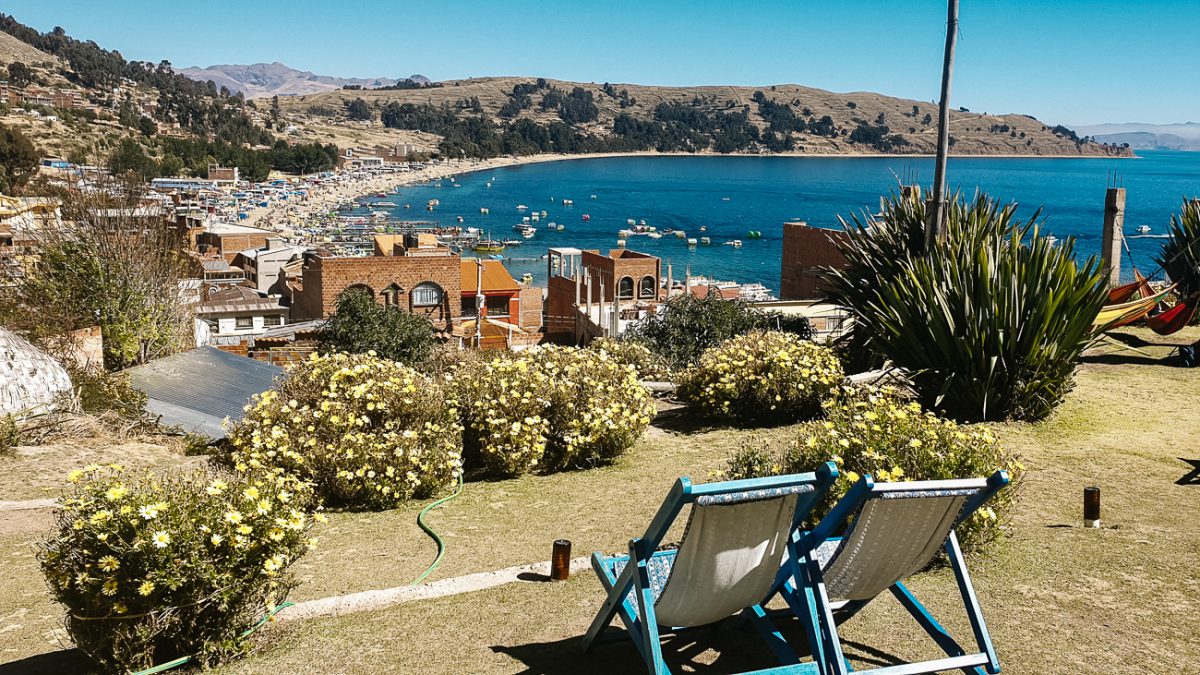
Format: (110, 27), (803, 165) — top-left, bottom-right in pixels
(247, 149), (1136, 231)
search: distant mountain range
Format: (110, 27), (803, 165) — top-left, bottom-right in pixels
(176, 62), (430, 99)
(1073, 122), (1200, 151)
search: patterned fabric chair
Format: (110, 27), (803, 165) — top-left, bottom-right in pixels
(790, 471), (1011, 675)
(582, 463), (840, 675)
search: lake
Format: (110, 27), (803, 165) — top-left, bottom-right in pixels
(380, 151), (1200, 292)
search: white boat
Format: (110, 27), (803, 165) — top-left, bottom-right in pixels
(522, 227), (537, 239)
(687, 238), (698, 246)
(724, 239), (743, 248)
(373, 201), (398, 207)
(647, 232), (662, 239)
(517, 204), (528, 211)
(1136, 225), (1151, 233)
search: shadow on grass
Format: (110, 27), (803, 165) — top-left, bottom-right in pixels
(0, 649), (89, 675)
(1177, 458), (1200, 485)
(492, 617), (908, 674)
(652, 406), (804, 436)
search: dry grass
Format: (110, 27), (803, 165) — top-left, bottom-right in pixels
(2, 327), (1198, 674)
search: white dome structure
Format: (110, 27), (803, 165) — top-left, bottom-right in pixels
(0, 326), (73, 417)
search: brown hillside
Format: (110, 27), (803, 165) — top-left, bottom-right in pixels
(279, 76), (1131, 157)
(0, 31), (58, 67)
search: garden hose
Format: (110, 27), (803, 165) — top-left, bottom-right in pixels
(125, 477), (462, 674)
(410, 473), (465, 585)
(127, 601), (295, 675)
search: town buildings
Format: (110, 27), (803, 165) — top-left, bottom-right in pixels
(544, 248), (661, 344)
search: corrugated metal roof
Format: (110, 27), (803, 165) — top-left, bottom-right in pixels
(461, 260), (519, 294)
(125, 347), (282, 438)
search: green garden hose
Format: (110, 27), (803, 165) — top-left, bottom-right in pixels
(410, 473), (465, 585)
(128, 601), (295, 675)
(126, 476), (462, 674)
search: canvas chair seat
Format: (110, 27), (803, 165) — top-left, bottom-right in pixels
(582, 467), (838, 675)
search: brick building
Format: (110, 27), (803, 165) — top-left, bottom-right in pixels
(196, 222), (274, 263)
(457, 259), (543, 349)
(544, 248), (661, 344)
(290, 233), (461, 330)
(779, 222), (849, 300)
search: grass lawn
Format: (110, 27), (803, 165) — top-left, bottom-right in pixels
(2, 327), (1198, 674)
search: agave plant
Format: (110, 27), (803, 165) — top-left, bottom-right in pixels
(1156, 199), (1200, 299)
(823, 191), (1109, 422)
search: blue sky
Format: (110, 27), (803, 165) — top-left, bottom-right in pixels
(5, 0), (1195, 125)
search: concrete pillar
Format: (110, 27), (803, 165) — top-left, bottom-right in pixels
(1101, 188), (1126, 287)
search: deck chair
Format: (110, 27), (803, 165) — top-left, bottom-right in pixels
(582, 462), (840, 675)
(790, 471), (1010, 675)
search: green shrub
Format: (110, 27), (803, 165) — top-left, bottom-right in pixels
(679, 331), (843, 424)
(724, 386), (1022, 554)
(225, 352), (462, 510)
(73, 368), (148, 419)
(316, 288), (437, 366)
(824, 191), (1108, 421)
(1157, 199), (1200, 300)
(588, 337), (673, 381)
(38, 465), (316, 674)
(625, 291), (813, 371)
(452, 346), (656, 477)
(0, 414), (20, 455)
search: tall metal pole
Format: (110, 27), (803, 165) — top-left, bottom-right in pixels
(927, 0), (959, 250)
(475, 258), (484, 347)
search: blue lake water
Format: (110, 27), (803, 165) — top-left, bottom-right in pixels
(382, 151), (1200, 291)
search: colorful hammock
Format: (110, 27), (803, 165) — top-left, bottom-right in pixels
(1147, 292), (1200, 335)
(1093, 285), (1175, 330)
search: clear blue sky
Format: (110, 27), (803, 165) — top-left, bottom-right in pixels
(5, 0), (1195, 125)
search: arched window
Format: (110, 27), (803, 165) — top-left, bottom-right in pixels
(617, 276), (634, 299)
(411, 282), (443, 308)
(639, 275), (656, 299)
(344, 283), (374, 299)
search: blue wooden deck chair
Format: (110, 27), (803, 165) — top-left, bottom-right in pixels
(788, 471), (1010, 675)
(581, 462), (839, 675)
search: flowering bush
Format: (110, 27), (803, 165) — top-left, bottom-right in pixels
(37, 465), (317, 674)
(678, 331), (843, 424)
(225, 352), (462, 510)
(724, 386), (1022, 554)
(588, 337), (674, 382)
(452, 346), (656, 477)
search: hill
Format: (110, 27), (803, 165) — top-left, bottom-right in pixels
(1074, 122), (1200, 151)
(177, 62), (406, 99)
(0, 30), (56, 66)
(280, 76), (1132, 158)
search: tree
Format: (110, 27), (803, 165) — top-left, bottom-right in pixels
(316, 288), (437, 365)
(0, 123), (38, 192)
(6, 60), (31, 86)
(269, 95), (281, 129)
(137, 116), (157, 137)
(346, 97), (372, 121)
(5, 176), (193, 370)
(108, 137), (158, 180)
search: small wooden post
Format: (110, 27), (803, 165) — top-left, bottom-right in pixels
(1101, 188), (1126, 287)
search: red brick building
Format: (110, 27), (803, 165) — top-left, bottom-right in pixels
(290, 233), (461, 330)
(779, 222), (849, 300)
(544, 248), (661, 344)
(195, 222), (274, 263)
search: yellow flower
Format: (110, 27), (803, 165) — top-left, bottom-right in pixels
(98, 556), (120, 572)
(102, 580), (118, 596)
(67, 469), (85, 483)
(206, 479), (228, 496)
(138, 504), (162, 520)
(104, 485), (128, 501)
(138, 581), (155, 596)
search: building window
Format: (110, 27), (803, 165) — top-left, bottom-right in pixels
(485, 296), (510, 317)
(411, 282), (443, 307)
(461, 298), (479, 317)
(235, 317), (253, 329)
(263, 315), (283, 327)
(639, 275), (657, 299)
(617, 276), (634, 299)
(205, 318), (219, 331)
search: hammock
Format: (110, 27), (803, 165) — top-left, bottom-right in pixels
(1107, 269), (1154, 304)
(1093, 285), (1175, 330)
(1147, 292), (1200, 335)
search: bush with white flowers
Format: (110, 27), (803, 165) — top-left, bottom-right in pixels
(226, 352), (463, 510)
(38, 465), (317, 674)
